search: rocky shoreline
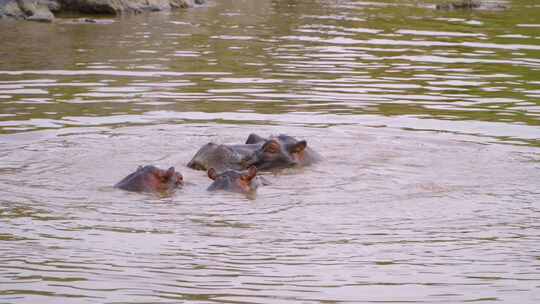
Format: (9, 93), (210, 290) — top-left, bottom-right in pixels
(0, 0), (204, 22)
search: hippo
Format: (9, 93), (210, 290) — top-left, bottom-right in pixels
(242, 133), (321, 170)
(187, 141), (262, 172)
(187, 133), (320, 172)
(207, 166), (260, 194)
(115, 165), (183, 193)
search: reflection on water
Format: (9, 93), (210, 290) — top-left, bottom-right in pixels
(1, 0), (539, 303)
(0, 0), (539, 140)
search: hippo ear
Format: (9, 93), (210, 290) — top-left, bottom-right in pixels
(164, 167), (175, 180)
(242, 166), (257, 181)
(207, 168), (217, 180)
(246, 133), (265, 144)
(290, 140), (307, 153)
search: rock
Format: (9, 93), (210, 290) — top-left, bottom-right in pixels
(26, 8), (54, 22)
(0, 0), (54, 22)
(19, 0), (54, 22)
(435, 0), (507, 11)
(57, 0), (123, 14)
(0, 0), (25, 19)
(57, 0), (203, 14)
(0, 0), (204, 21)
(46, 0), (60, 11)
(436, 0), (479, 10)
(169, 0), (188, 9)
(58, 17), (115, 24)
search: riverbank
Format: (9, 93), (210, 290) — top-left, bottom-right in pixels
(0, 0), (204, 22)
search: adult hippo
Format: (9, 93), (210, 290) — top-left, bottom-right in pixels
(115, 165), (183, 193)
(207, 166), (260, 194)
(187, 141), (262, 173)
(187, 133), (320, 172)
(242, 133), (321, 170)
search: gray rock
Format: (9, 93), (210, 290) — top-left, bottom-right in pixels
(171, 0), (203, 9)
(1, 0), (204, 21)
(45, 0), (60, 11)
(57, 0), (123, 14)
(1, 0), (26, 19)
(19, 0), (54, 21)
(58, 17), (115, 24)
(0, 0), (54, 22)
(435, 0), (507, 11)
(56, 0), (203, 14)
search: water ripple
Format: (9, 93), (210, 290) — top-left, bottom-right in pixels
(1, 0), (539, 303)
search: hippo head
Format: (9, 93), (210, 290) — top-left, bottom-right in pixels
(115, 165), (183, 193)
(242, 134), (307, 170)
(207, 166), (259, 194)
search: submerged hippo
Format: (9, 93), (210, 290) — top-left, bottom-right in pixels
(187, 142), (261, 172)
(187, 133), (320, 172)
(207, 166), (260, 194)
(115, 165), (183, 193)
(242, 133), (321, 170)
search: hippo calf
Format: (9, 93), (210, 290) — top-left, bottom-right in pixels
(115, 165), (183, 193)
(207, 166), (260, 194)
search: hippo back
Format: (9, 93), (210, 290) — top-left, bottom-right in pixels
(187, 142), (261, 172)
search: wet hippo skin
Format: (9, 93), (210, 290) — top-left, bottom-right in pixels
(207, 166), (260, 194)
(187, 142), (262, 173)
(243, 133), (321, 170)
(188, 133), (320, 173)
(115, 165), (183, 193)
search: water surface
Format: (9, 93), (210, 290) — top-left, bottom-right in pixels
(1, 0), (539, 303)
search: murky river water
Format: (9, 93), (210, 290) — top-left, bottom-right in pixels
(1, 0), (539, 303)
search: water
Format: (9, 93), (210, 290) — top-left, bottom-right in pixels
(1, 0), (539, 303)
